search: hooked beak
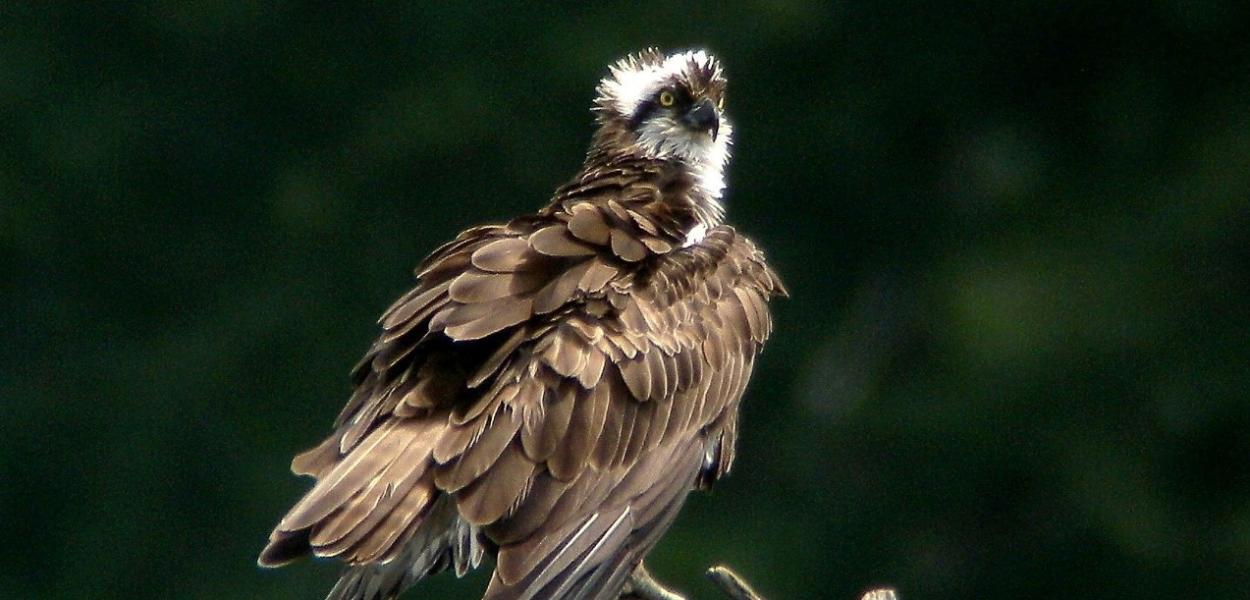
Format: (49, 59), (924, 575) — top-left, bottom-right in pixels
(680, 99), (720, 141)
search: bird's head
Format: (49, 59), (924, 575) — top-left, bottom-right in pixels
(591, 49), (733, 198)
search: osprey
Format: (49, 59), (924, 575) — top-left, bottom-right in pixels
(259, 48), (785, 600)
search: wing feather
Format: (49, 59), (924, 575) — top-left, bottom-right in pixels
(567, 203), (612, 245)
(485, 470), (571, 545)
(457, 444), (538, 525)
(471, 237), (532, 272)
(646, 348), (668, 401)
(590, 389), (626, 470)
(533, 259), (593, 314)
(577, 259), (619, 293)
(609, 400), (639, 468)
(277, 420), (413, 531)
(522, 384), (574, 462)
(530, 225), (597, 257)
(435, 405), (523, 493)
(548, 383), (610, 481)
(260, 177), (783, 600)
(618, 354), (651, 401)
(449, 269), (546, 304)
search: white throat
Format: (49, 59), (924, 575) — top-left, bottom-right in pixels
(634, 117), (732, 199)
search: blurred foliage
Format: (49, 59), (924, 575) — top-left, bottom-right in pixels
(2, 2), (1248, 599)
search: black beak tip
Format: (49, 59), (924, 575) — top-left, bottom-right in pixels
(683, 100), (720, 140)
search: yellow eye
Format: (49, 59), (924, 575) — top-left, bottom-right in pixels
(657, 90), (675, 107)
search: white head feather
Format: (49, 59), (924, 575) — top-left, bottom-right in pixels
(600, 50), (717, 117)
(595, 49), (733, 214)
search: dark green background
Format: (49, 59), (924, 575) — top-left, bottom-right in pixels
(3, 2), (1248, 599)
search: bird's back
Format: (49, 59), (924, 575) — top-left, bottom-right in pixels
(258, 48), (784, 600)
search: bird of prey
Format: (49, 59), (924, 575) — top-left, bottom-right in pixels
(259, 48), (785, 600)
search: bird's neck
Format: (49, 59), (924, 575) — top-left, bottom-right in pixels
(584, 134), (726, 233)
(686, 157), (727, 229)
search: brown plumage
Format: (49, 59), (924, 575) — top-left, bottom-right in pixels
(259, 48), (785, 600)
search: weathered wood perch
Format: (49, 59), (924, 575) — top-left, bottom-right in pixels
(624, 562), (897, 600)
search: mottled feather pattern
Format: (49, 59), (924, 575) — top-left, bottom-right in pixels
(259, 49), (783, 600)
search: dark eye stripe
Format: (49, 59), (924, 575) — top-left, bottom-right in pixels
(628, 87), (693, 130)
(628, 100), (659, 129)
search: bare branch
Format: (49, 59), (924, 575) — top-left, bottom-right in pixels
(625, 562), (897, 600)
(625, 562), (686, 600)
(706, 565), (765, 600)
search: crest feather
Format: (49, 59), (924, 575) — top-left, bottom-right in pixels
(594, 49), (725, 120)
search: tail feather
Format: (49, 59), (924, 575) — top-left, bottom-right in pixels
(483, 439), (703, 600)
(325, 497), (485, 600)
(258, 419), (444, 567)
(257, 528), (310, 567)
